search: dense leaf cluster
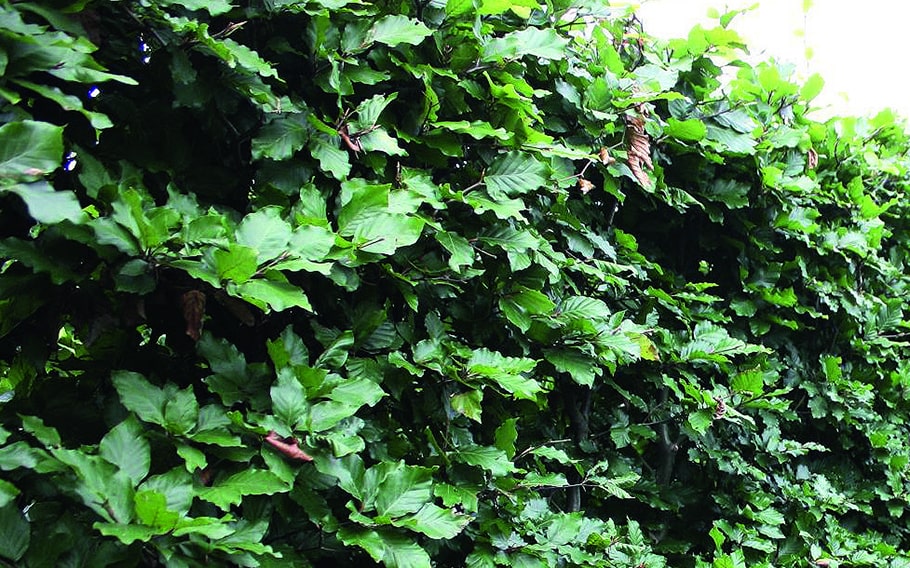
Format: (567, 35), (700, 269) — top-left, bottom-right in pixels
(2, 0), (910, 566)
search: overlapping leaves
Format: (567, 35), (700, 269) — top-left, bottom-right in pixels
(2, 0), (910, 567)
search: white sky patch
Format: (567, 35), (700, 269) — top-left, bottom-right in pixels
(635, 0), (910, 121)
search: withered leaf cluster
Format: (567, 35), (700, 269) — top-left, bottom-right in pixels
(625, 106), (653, 188)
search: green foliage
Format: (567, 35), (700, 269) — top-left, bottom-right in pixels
(2, 0), (910, 566)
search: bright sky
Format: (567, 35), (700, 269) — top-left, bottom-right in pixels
(635, 0), (910, 121)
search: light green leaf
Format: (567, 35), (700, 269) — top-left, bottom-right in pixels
(337, 527), (432, 568)
(93, 522), (159, 545)
(3, 182), (85, 224)
(220, 38), (279, 78)
(134, 490), (179, 530)
(434, 483), (479, 511)
(499, 296), (532, 332)
(482, 27), (567, 62)
(484, 151), (548, 199)
(112, 371), (166, 426)
(0, 480), (18, 508)
(172, 516), (235, 539)
(688, 409), (713, 435)
(665, 117), (707, 141)
(467, 348), (541, 399)
(314, 331), (355, 369)
(18, 415), (61, 447)
(430, 120), (511, 141)
(308, 400), (358, 431)
(478, 225), (538, 253)
(0, 442), (47, 471)
(435, 230), (475, 270)
(529, 446), (574, 464)
(236, 207), (293, 262)
(100, 417), (150, 486)
(213, 244), (259, 283)
(713, 108), (757, 133)
(0, 120), (63, 179)
(350, 213), (425, 255)
(14, 80), (113, 130)
(467, 348), (538, 376)
(267, 325), (310, 369)
(310, 135), (351, 179)
(176, 444), (207, 472)
(52, 449), (135, 522)
(289, 225), (336, 262)
(512, 288), (555, 314)
(198, 469), (289, 511)
(522, 471), (568, 487)
(704, 124), (757, 154)
(328, 378), (385, 408)
(374, 462), (434, 517)
(494, 418), (518, 458)
(557, 296), (611, 321)
(359, 128), (407, 156)
(546, 513), (583, 546)
(451, 390), (483, 423)
(392, 503), (471, 539)
(465, 193), (526, 220)
(140, 468), (195, 515)
(338, 180), (388, 226)
(234, 278), (313, 312)
(368, 15), (433, 47)
(157, 0), (234, 15)
(446, 0), (474, 16)
(454, 445), (515, 476)
(477, 0), (540, 16)
(354, 93), (398, 130)
(800, 73), (824, 102)
(488, 373), (543, 399)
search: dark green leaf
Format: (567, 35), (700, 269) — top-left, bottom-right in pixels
(484, 152), (548, 199)
(0, 504), (29, 562)
(3, 182), (85, 224)
(99, 417), (150, 486)
(0, 121), (62, 179)
(337, 527), (432, 568)
(271, 368), (309, 430)
(252, 114), (309, 160)
(164, 386), (199, 435)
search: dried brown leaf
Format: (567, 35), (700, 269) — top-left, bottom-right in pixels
(180, 290), (206, 342)
(625, 107), (653, 188)
(578, 178), (595, 194)
(265, 430), (313, 462)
